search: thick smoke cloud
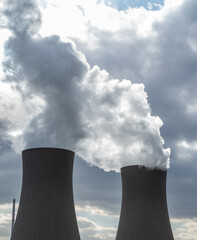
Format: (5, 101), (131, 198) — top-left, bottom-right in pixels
(4, 35), (89, 151)
(77, 66), (170, 171)
(1, 0), (170, 171)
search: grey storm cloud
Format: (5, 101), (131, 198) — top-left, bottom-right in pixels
(1, 0), (170, 172)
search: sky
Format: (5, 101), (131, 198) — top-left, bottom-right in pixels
(0, 0), (197, 239)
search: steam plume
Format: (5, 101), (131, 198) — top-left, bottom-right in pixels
(1, 0), (170, 171)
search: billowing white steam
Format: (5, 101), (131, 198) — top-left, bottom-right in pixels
(77, 66), (170, 170)
(1, 0), (170, 171)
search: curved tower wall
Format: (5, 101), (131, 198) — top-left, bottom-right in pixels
(116, 165), (174, 240)
(11, 148), (80, 240)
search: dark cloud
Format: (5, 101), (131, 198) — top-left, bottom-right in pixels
(73, 24), (150, 82)
(74, 156), (121, 215)
(167, 151), (197, 218)
(3, 0), (41, 36)
(0, 145), (21, 204)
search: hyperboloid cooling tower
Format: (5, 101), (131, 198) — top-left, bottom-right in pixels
(11, 148), (80, 240)
(116, 165), (174, 240)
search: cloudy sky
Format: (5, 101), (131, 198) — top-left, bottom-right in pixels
(0, 0), (197, 239)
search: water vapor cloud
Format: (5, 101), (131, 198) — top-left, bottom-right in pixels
(1, 0), (170, 171)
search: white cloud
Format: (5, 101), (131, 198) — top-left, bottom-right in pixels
(40, 0), (165, 41)
(0, 203), (15, 240)
(163, 0), (185, 9)
(78, 216), (116, 240)
(76, 204), (118, 217)
(0, 214), (11, 225)
(177, 140), (197, 151)
(171, 218), (197, 240)
(176, 140), (197, 162)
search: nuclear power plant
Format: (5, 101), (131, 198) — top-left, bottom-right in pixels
(11, 148), (174, 240)
(115, 165), (174, 240)
(11, 148), (80, 240)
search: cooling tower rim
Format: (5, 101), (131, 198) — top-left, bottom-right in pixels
(22, 147), (74, 155)
(120, 165), (167, 172)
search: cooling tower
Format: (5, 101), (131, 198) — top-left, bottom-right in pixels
(116, 165), (174, 240)
(11, 148), (80, 240)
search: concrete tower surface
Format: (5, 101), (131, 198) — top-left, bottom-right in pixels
(116, 165), (174, 240)
(11, 148), (80, 240)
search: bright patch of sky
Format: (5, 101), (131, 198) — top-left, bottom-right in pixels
(100, 0), (164, 10)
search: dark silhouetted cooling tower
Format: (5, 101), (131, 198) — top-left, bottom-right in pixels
(116, 165), (174, 240)
(11, 148), (80, 240)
